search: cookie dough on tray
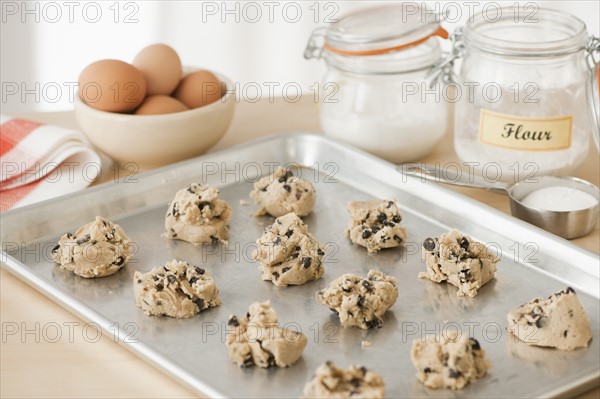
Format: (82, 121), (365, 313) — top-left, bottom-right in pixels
(411, 331), (491, 390)
(226, 301), (307, 368)
(420, 229), (499, 297)
(316, 270), (398, 329)
(51, 216), (132, 278)
(507, 287), (592, 351)
(302, 361), (385, 399)
(346, 200), (407, 253)
(164, 183), (232, 245)
(253, 212), (325, 286)
(134, 259), (221, 318)
(250, 167), (316, 217)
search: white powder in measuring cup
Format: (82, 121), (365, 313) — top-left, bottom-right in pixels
(521, 186), (598, 212)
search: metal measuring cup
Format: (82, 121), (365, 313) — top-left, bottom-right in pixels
(399, 164), (600, 239)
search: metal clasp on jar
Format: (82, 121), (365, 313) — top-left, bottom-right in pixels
(304, 27), (327, 60)
(425, 27), (464, 88)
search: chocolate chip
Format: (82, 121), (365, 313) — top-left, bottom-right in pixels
(563, 330), (568, 338)
(535, 317), (546, 328)
(189, 276), (199, 285)
(273, 237), (281, 245)
(376, 213), (387, 223)
(360, 366), (367, 376)
(156, 284), (164, 291)
(393, 235), (403, 243)
(115, 257), (125, 266)
(66, 233), (73, 239)
(260, 185), (268, 192)
(458, 269), (472, 283)
(246, 312), (251, 319)
(163, 265), (170, 272)
(357, 295), (365, 307)
(424, 367), (432, 373)
(228, 316), (240, 327)
(361, 229), (372, 239)
(448, 369), (462, 379)
(350, 378), (361, 388)
(392, 215), (401, 223)
(285, 229), (293, 238)
(423, 238), (436, 251)
(470, 338), (481, 350)
(387, 201), (394, 208)
(199, 201), (211, 210)
(291, 252), (299, 259)
(170, 228), (177, 238)
(282, 267), (291, 274)
(295, 246), (301, 251)
(136, 279), (142, 284)
(283, 184), (291, 193)
(76, 234), (91, 245)
(460, 237), (469, 250)
(302, 257), (312, 268)
(278, 176), (287, 183)
(193, 298), (205, 310)
(362, 280), (372, 291)
(565, 287), (576, 294)
(167, 275), (176, 284)
(242, 357), (254, 367)
(366, 318), (383, 329)
(52, 244), (60, 253)
(210, 235), (219, 244)
(187, 187), (194, 193)
(317, 248), (325, 256)
(195, 267), (205, 275)
(272, 272), (280, 279)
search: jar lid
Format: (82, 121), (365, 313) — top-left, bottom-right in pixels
(305, 5), (448, 58)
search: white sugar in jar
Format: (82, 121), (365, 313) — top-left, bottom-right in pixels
(451, 7), (600, 181)
(305, 5), (450, 163)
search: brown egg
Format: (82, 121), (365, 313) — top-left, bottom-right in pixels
(78, 60), (146, 113)
(134, 95), (189, 115)
(133, 44), (182, 95)
(173, 70), (224, 109)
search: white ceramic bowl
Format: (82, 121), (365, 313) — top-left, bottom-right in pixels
(75, 72), (235, 169)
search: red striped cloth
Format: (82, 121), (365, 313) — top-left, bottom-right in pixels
(0, 115), (104, 211)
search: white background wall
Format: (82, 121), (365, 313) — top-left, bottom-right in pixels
(1, 0), (599, 112)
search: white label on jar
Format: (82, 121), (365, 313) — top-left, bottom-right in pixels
(478, 109), (572, 151)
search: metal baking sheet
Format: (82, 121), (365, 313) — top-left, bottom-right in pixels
(2, 133), (599, 398)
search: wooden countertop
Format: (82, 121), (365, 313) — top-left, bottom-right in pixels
(1, 97), (598, 398)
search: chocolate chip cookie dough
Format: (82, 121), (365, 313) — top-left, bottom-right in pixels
(346, 200), (407, 253)
(134, 260), (221, 318)
(226, 301), (307, 368)
(250, 167), (316, 217)
(507, 287), (592, 351)
(253, 212), (325, 286)
(411, 331), (491, 390)
(51, 216), (132, 278)
(420, 229), (499, 297)
(302, 361), (385, 399)
(316, 270), (398, 329)
(164, 183), (232, 245)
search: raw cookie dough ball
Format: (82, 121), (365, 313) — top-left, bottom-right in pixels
(164, 183), (232, 245)
(250, 167), (316, 217)
(507, 287), (592, 351)
(134, 259), (221, 318)
(316, 270), (398, 329)
(253, 212), (325, 286)
(51, 216), (132, 278)
(226, 301), (307, 368)
(411, 331), (491, 390)
(346, 200), (407, 253)
(302, 361), (385, 399)
(419, 229), (499, 297)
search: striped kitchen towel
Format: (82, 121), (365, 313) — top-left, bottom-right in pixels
(0, 115), (106, 211)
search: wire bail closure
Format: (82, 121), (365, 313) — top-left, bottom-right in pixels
(425, 27), (464, 88)
(585, 35), (600, 150)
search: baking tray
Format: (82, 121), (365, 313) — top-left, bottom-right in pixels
(1, 133), (599, 398)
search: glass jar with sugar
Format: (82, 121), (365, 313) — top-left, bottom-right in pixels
(449, 7), (600, 181)
(304, 5), (450, 163)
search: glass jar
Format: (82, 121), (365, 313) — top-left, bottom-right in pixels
(453, 7), (600, 181)
(305, 5), (450, 163)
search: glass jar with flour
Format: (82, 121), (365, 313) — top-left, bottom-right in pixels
(304, 5), (450, 163)
(450, 7), (600, 181)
